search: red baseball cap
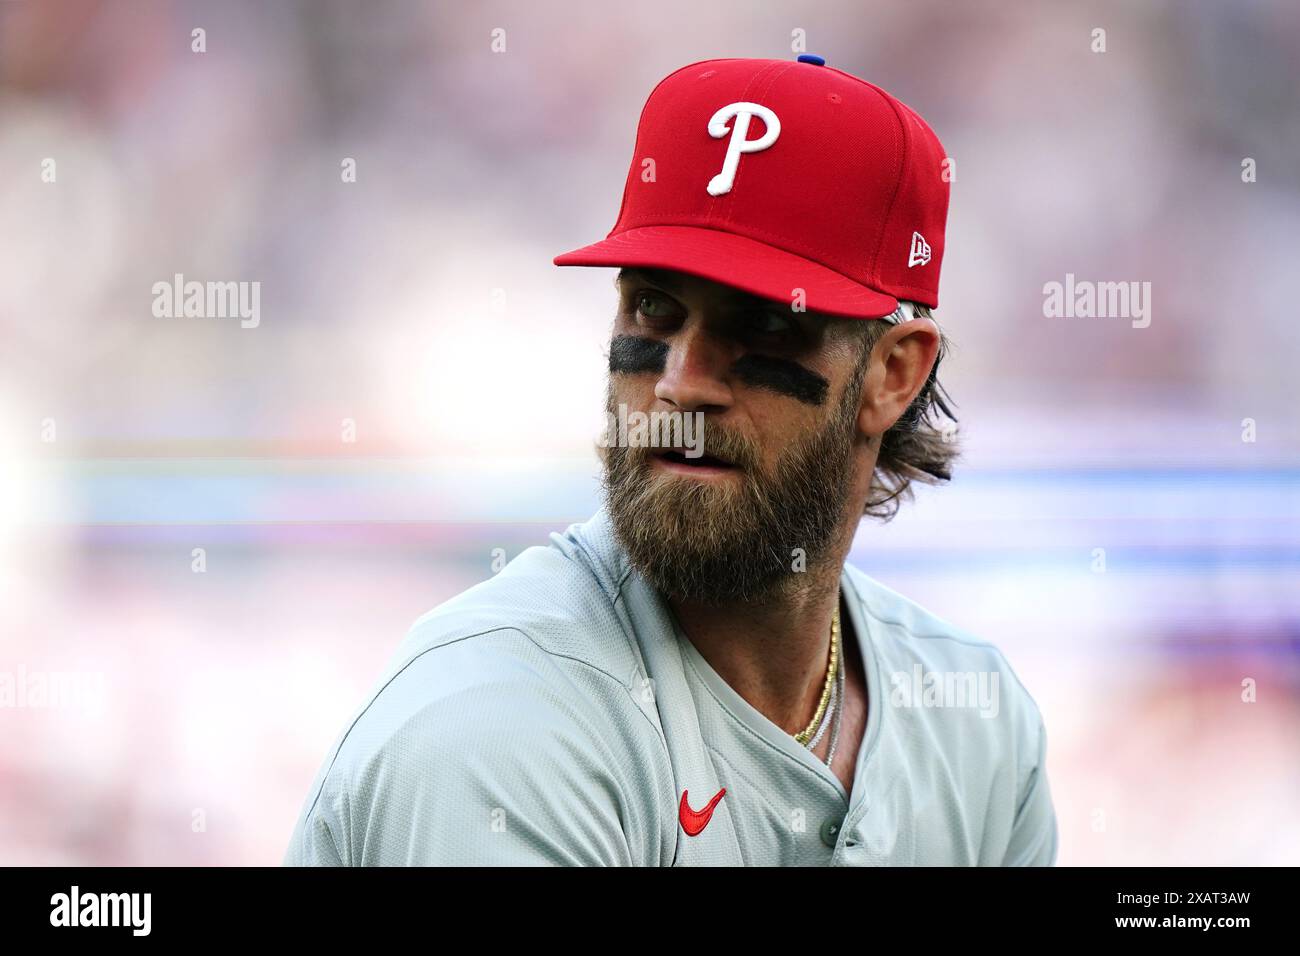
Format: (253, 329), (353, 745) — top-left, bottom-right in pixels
(553, 55), (950, 320)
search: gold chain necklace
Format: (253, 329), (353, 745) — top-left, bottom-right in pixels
(793, 602), (840, 745)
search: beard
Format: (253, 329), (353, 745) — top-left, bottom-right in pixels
(600, 365), (865, 607)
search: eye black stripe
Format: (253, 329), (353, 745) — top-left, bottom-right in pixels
(609, 335), (668, 374)
(608, 335), (827, 406)
(730, 354), (828, 406)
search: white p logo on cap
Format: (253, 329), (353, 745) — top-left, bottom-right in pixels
(706, 102), (781, 197)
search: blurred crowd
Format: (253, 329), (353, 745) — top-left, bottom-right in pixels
(1, 0), (1297, 865)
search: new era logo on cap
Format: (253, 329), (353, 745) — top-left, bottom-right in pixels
(909, 231), (931, 268)
(554, 55), (950, 320)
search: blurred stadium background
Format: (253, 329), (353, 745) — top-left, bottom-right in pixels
(1, 0), (1297, 865)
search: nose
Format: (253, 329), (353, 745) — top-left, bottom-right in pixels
(653, 323), (734, 412)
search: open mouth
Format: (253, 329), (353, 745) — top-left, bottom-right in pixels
(654, 450), (738, 470)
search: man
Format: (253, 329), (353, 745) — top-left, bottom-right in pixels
(284, 55), (1057, 866)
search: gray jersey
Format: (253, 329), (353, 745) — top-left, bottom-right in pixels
(284, 506), (1057, 865)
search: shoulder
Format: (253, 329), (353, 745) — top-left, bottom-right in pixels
(285, 542), (673, 866)
(843, 563), (1055, 862)
(389, 528), (645, 688)
(845, 562), (1046, 735)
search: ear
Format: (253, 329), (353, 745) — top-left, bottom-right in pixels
(856, 316), (941, 439)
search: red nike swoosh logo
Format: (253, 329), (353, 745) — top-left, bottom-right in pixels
(678, 787), (726, 836)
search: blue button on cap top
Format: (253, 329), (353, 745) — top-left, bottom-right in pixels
(797, 54), (826, 66)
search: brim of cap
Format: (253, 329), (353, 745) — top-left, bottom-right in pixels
(553, 225), (899, 320)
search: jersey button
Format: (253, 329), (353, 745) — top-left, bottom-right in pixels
(819, 816), (843, 847)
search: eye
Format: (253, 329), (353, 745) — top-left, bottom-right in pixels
(748, 310), (796, 335)
(633, 290), (680, 323)
(637, 291), (670, 317)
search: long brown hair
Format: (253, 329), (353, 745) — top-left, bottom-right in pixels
(857, 303), (962, 521)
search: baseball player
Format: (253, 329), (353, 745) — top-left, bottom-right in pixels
(284, 55), (1058, 866)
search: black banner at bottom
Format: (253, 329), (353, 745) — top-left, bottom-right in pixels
(0, 865), (1284, 942)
